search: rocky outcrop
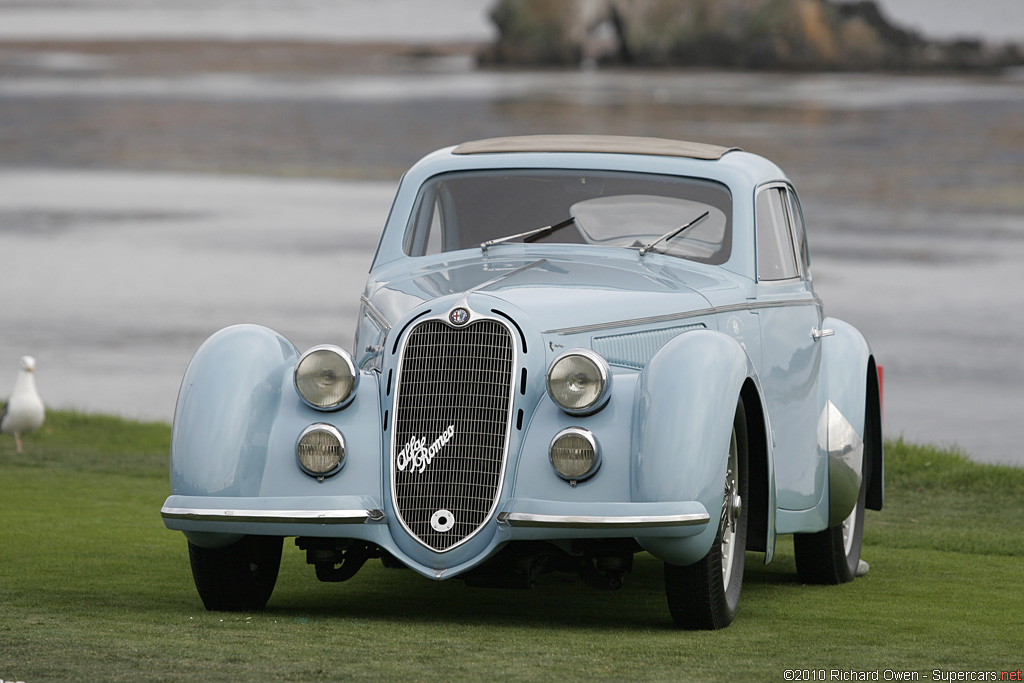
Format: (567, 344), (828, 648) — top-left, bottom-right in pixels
(480, 0), (1023, 70)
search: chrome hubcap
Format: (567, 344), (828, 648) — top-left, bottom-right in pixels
(720, 428), (741, 589)
(841, 500), (857, 556)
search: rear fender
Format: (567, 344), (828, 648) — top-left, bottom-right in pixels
(631, 329), (774, 565)
(822, 317), (884, 524)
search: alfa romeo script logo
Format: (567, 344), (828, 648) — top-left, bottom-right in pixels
(396, 424), (455, 474)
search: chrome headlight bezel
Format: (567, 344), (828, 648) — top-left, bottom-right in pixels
(545, 348), (612, 416)
(294, 345), (358, 411)
(296, 423), (346, 479)
(549, 427), (601, 483)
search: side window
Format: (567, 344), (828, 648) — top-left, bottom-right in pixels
(785, 188), (811, 279)
(425, 201), (442, 255)
(756, 186), (799, 281)
(404, 190), (444, 256)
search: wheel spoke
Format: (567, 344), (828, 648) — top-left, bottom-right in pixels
(841, 503), (857, 555)
(721, 428), (740, 588)
(664, 400), (748, 630)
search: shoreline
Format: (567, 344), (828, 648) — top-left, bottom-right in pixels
(3, 37), (1024, 76)
(2, 34), (1022, 467)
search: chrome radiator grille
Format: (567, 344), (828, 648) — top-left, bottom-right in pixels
(392, 318), (514, 551)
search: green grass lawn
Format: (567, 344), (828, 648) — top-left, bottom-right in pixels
(2, 412), (1022, 681)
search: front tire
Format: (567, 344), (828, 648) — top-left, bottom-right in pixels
(188, 535), (283, 611)
(664, 400), (749, 630)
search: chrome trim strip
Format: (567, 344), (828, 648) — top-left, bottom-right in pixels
(160, 506), (384, 525)
(593, 323), (706, 370)
(545, 298), (822, 335)
(360, 295), (391, 333)
(497, 511), (710, 529)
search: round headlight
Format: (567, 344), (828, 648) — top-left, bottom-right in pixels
(297, 424), (346, 478)
(549, 428), (600, 483)
(546, 349), (611, 415)
(295, 345), (358, 411)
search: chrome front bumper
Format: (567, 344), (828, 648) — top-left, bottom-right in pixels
(162, 495), (709, 538)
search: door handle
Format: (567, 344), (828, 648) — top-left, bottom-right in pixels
(811, 328), (835, 341)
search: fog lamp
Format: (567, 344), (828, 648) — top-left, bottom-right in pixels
(549, 428), (600, 484)
(297, 424), (346, 478)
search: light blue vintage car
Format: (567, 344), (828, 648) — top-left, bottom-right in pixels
(161, 135), (883, 629)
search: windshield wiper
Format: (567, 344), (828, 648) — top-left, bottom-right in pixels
(480, 217), (576, 252)
(638, 211), (709, 257)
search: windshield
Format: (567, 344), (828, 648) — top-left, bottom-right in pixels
(403, 169), (732, 264)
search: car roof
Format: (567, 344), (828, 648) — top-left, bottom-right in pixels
(371, 137), (786, 278)
(452, 135), (740, 161)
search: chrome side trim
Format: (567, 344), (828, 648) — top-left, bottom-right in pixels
(160, 506), (385, 525)
(545, 298), (822, 335)
(497, 511), (710, 529)
(593, 323), (706, 370)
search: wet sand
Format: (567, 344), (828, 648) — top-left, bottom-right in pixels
(1, 40), (1022, 464)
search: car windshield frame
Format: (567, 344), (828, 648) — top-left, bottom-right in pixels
(403, 168), (733, 265)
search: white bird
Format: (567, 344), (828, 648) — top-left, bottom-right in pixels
(1, 355), (46, 453)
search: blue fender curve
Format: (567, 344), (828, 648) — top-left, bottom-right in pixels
(822, 317), (883, 524)
(169, 325), (387, 550)
(630, 329), (768, 566)
(171, 324), (300, 499)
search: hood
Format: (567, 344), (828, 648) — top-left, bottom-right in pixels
(366, 252), (727, 334)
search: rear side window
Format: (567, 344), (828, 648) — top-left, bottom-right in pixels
(756, 186), (799, 281)
(786, 189), (811, 278)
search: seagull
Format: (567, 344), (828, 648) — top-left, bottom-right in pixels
(1, 355), (46, 453)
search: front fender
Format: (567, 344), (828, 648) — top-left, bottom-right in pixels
(171, 324), (385, 498)
(631, 329), (756, 566)
(169, 325), (386, 551)
(171, 325), (300, 498)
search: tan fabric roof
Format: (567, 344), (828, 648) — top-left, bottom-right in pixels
(452, 135), (739, 160)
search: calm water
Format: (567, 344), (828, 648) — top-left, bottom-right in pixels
(0, 6), (1022, 464)
(0, 0), (1022, 43)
